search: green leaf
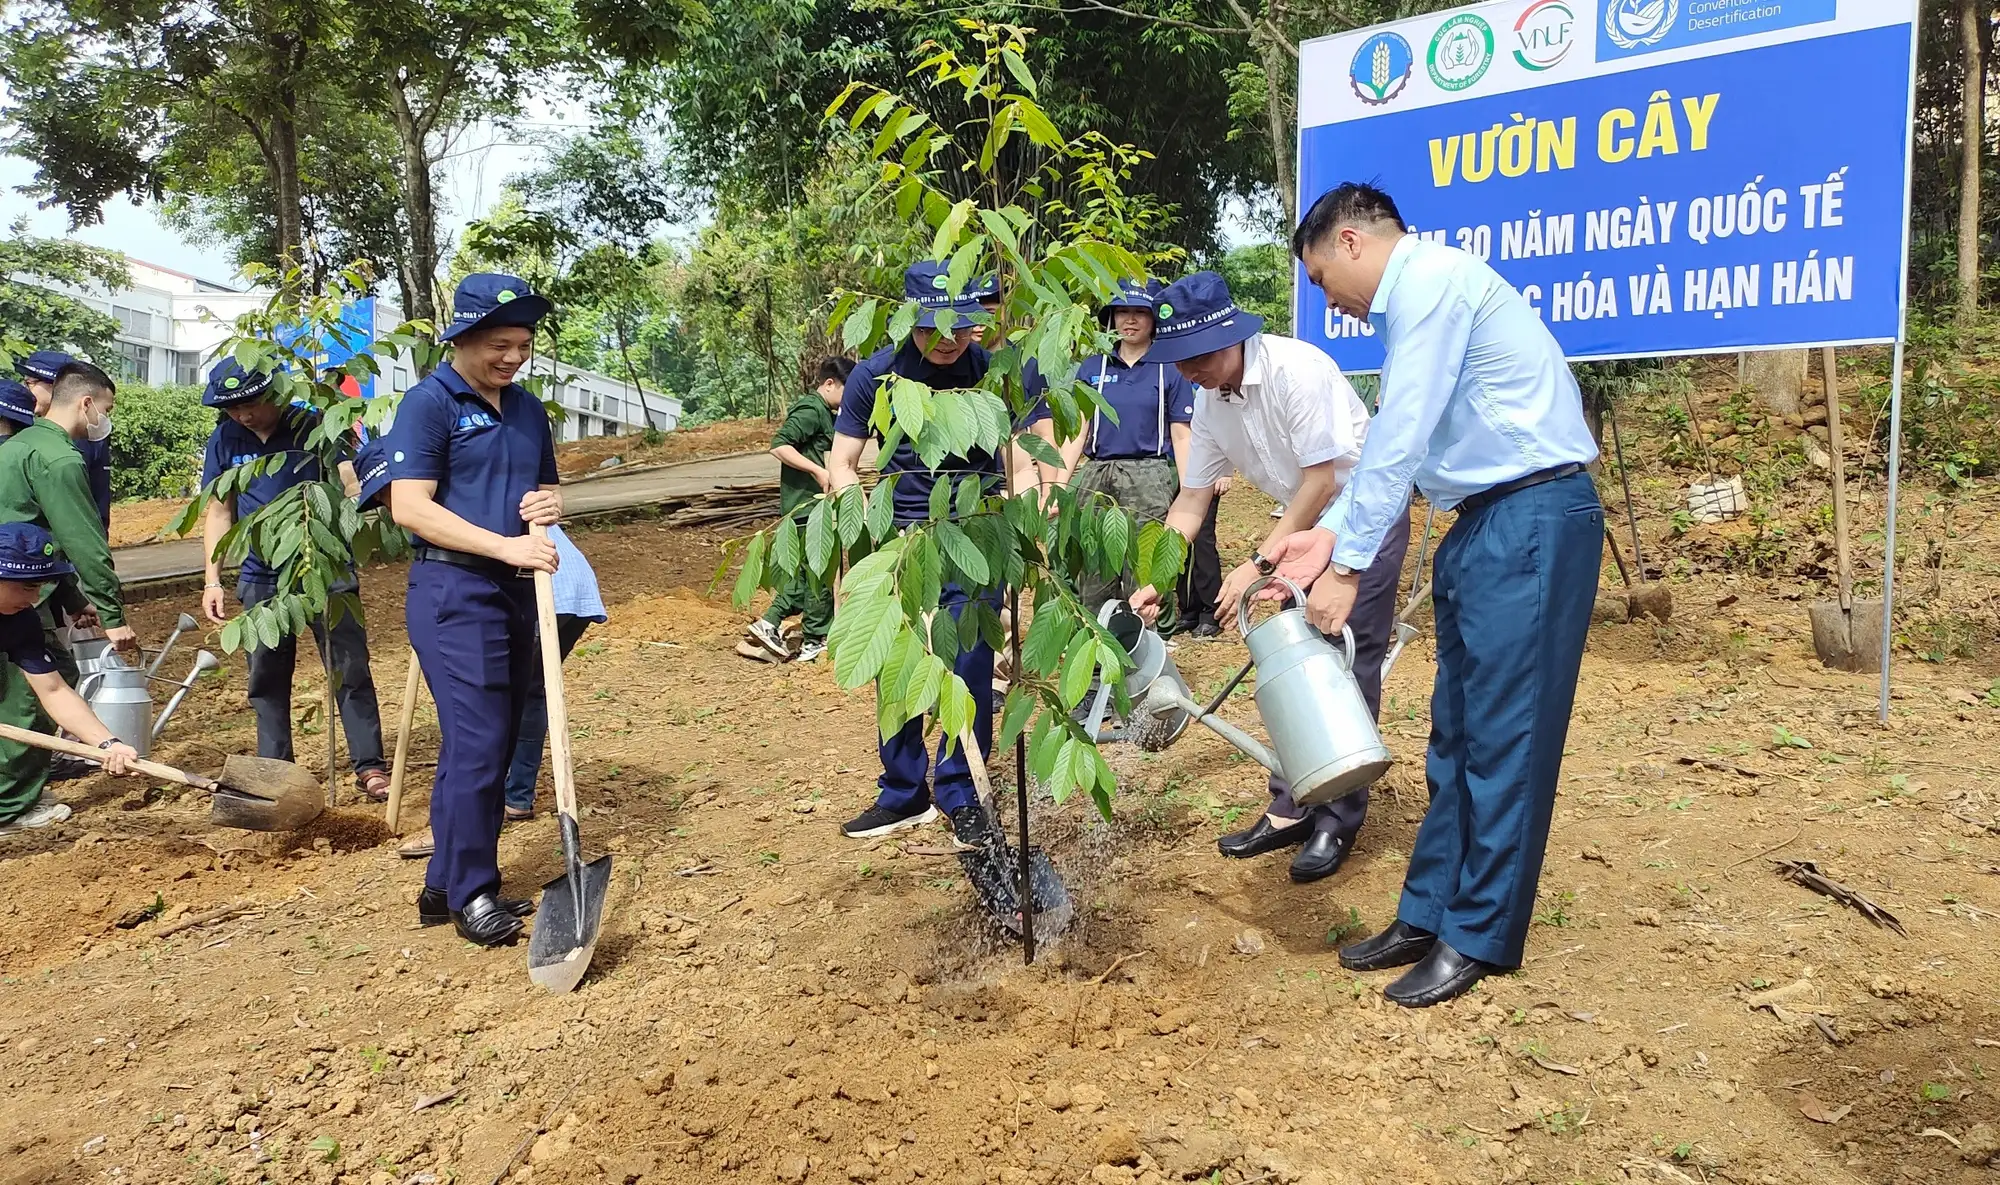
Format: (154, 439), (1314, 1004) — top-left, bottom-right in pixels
(1149, 527), (1188, 591)
(887, 299), (921, 346)
(842, 298), (881, 351)
(835, 484), (866, 550)
(804, 498), (835, 575)
(1022, 598), (1071, 676)
(1028, 710), (1060, 780)
(830, 588), (902, 689)
(999, 688), (1038, 750)
(900, 532), (942, 621)
(1010, 97), (1065, 149)
(731, 531), (768, 609)
(255, 609), (283, 653)
(1000, 48), (1038, 98)
(945, 237), (985, 302)
(220, 616), (243, 654)
(927, 474), (953, 524)
(771, 514), (802, 576)
(891, 375), (928, 439)
(847, 89), (890, 128)
(865, 474), (898, 542)
(825, 80), (865, 118)
(931, 198), (976, 260)
(953, 474), (982, 520)
(905, 653), (947, 722)
(1014, 430), (1063, 469)
(929, 607), (961, 666)
(935, 521), (990, 584)
(1057, 628), (1096, 709)
(935, 677), (976, 751)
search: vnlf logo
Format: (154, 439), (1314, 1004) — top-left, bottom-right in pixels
(1513, 0), (1575, 71)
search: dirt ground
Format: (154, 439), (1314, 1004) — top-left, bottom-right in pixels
(105, 417), (780, 547)
(8, 377), (2000, 1185)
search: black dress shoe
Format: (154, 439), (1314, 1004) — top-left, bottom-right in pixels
(1383, 940), (1499, 1008)
(1339, 920), (1436, 972)
(417, 887), (534, 927)
(451, 893), (527, 947)
(1288, 830), (1352, 883)
(1217, 813), (1311, 859)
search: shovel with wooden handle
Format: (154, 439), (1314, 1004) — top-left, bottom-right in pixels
(526, 523), (610, 994)
(953, 724), (1069, 939)
(385, 648), (422, 833)
(0, 721), (323, 832)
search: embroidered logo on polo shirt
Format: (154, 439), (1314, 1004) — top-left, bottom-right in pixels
(454, 412), (499, 433)
(230, 452), (260, 467)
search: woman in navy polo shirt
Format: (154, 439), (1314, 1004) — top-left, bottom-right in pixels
(383, 273), (561, 948)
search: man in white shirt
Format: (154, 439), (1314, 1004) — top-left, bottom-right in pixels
(1271, 182), (1602, 1009)
(1129, 271), (1409, 884)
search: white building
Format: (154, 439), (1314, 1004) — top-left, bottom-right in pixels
(39, 258), (682, 442)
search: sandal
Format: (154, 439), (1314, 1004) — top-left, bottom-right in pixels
(397, 826), (435, 859)
(358, 770), (392, 802)
(504, 806), (534, 823)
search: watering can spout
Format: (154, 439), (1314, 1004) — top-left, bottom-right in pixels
(1186, 705), (1283, 775)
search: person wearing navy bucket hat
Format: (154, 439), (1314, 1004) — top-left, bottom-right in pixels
(0, 380), (37, 439)
(378, 272), (560, 947)
(1268, 183), (1602, 1008)
(16, 351), (113, 530)
(1021, 278), (1197, 618)
(0, 521), (139, 836)
(828, 259), (1038, 848)
(1128, 270), (1411, 886)
(197, 357), (392, 802)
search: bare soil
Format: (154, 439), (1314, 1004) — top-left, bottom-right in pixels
(9, 373), (2000, 1185)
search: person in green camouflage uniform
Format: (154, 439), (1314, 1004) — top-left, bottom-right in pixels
(744, 357), (852, 663)
(1024, 280), (1198, 618)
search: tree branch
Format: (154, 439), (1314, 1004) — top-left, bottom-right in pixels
(1220, 0), (1300, 59)
(924, 0), (1248, 38)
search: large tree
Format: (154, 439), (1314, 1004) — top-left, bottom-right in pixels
(0, 227), (129, 362)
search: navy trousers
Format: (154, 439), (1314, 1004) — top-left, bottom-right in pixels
(407, 560), (537, 911)
(1396, 472), (1602, 967)
(237, 575), (388, 778)
(874, 585), (996, 818)
(1268, 502), (1412, 836)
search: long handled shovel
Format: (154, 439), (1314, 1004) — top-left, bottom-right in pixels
(955, 724), (1069, 940)
(1809, 347), (1883, 671)
(0, 722), (323, 832)
(385, 649), (422, 834)
(526, 524), (610, 994)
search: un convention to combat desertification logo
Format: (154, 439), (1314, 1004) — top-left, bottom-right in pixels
(1428, 13), (1495, 92)
(1349, 29), (1414, 105)
(1604, 0), (1679, 50)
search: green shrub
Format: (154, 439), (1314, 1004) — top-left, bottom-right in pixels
(109, 383), (215, 500)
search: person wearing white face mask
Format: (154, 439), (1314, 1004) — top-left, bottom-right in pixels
(16, 351), (113, 530)
(0, 361), (136, 686)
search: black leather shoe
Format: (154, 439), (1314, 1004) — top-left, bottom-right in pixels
(1383, 940), (1498, 1008)
(1190, 619), (1221, 639)
(452, 893), (527, 947)
(1339, 920), (1436, 972)
(1288, 830), (1352, 883)
(1216, 813), (1311, 859)
(418, 887), (534, 927)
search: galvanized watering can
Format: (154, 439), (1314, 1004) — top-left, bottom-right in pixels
(77, 656), (154, 758)
(1231, 574), (1392, 807)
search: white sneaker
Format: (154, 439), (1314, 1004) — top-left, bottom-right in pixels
(795, 641), (826, 663)
(0, 795), (71, 836)
(747, 619), (791, 659)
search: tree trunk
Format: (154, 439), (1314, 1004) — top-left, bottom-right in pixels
(1961, 0), (1986, 326)
(269, 112), (305, 278)
(388, 83), (442, 337)
(1259, 35), (1296, 224)
(1741, 349), (1808, 416)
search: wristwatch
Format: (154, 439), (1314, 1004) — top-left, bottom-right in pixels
(1250, 552), (1276, 575)
(98, 737), (122, 750)
(1331, 563), (1358, 578)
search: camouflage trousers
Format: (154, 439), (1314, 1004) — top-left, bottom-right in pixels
(1069, 455), (1180, 621)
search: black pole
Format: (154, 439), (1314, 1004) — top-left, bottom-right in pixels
(1011, 584), (1034, 964)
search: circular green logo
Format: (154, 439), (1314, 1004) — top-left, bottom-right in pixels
(1157, 302), (1175, 320)
(496, 289), (517, 303)
(931, 274), (948, 289)
(224, 377), (240, 389)
(1427, 13), (1494, 92)
(41, 542), (53, 556)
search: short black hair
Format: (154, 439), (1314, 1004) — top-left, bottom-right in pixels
(815, 356), (855, 387)
(1292, 183), (1405, 259)
(50, 361), (115, 406)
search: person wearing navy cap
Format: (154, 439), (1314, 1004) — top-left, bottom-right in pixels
(1022, 278), (1197, 616)
(829, 260), (1035, 846)
(198, 357), (391, 802)
(0, 521), (139, 835)
(16, 351), (113, 530)
(382, 272), (560, 947)
(1129, 270), (1410, 886)
(1272, 183), (1602, 1007)
(0, 380), (37, 440)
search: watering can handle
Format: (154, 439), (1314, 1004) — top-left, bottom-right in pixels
(1235, 573), (1308, 636)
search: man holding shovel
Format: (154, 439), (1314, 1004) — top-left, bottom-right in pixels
(1127, 272), (1410, 885)
(0, 521), (138, 835)
(197, 358), (392, 803)
(1273, 183), (1601, 1008)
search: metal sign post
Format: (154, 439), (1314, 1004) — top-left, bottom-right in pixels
(1878, 337), (1906, 722)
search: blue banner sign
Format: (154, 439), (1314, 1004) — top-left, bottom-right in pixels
(1296, 0), (1917, 371)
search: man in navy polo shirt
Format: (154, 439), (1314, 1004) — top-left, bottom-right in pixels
(16, 351), (112, 530)
(828, 260), (1027, 846)
(198, 358), (390, 801)
(383, 273), (561, 948)
(0, 521), (139, 834)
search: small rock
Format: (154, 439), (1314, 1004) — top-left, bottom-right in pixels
(1961, 1123), (2000, 1166)
(328, 1093), (358, 1119)
(776, 1154), (811, 1182)
(1232, 930), (1265, 957)
(638, 1068), (671, 1096)
(845, 1160), (877, 1181)
(1095, 1126), (1141, 1166)
(523, 1029), (559, 1052)
(1043, 1083), (1073, 1111)
(675, 1061), (720, 1090)
(1152, 1007), (1193, 1035)
(1631, 909), (1661, 927)
(1072, 1084), (1107, 1113)
(80, 1135), (106, 1156)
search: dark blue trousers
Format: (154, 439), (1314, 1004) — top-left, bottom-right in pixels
(874, 585), (996, 818)
(407, 560), (537, 911)
(1396, 472), (1601, 967)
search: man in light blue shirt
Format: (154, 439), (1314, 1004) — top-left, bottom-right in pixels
(1267, 182), (1604, 1008)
